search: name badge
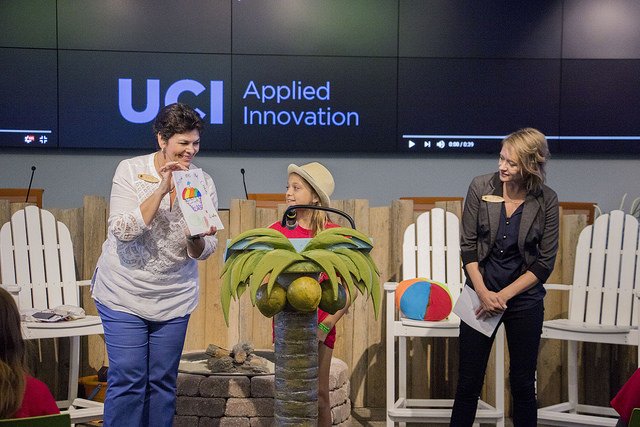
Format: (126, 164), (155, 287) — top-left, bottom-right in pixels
(138, 173), (160, 183)
(482, 195), (504, 203)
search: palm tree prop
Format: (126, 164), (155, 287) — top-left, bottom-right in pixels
(220, 206), (380, 425)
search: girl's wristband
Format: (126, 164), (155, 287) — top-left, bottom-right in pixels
(318, 323), (331, 334)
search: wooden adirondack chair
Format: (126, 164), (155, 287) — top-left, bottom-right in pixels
(0, 205), (103, 421)
(385, 208), (505, 426)
(538, 210), (640, 426)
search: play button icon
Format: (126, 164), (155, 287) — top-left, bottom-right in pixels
(408, 140), (415, 148)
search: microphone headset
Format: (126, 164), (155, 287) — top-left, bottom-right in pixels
(285, 208), (297, 230)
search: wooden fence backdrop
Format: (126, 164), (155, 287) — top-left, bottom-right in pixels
(0, 196), (636, 415)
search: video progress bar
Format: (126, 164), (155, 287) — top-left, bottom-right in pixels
(0, 129), (53, 134)
(402, 134), (640, 141)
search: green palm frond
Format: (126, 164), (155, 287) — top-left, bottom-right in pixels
(369, 267), (381, 318)
(221, 251), (241, 276)
(302, 233), (360, 252)
(226, 228), (292, 258)
(331, 251), (362, 301)
(315, 227), (373, 249)
(333, 251), (361, 281)
(220, 268), (233, 324)
(239, 250), (267, 284)
(229, 251), (254, 297)
(336, 249), (373, 293)
(301, 249), (354, 296)
(360, 251), (380, 275)
(244, 235), (296, 251)
(228, 227), (286, 248)
(249, 249), (304, 303)
(220, 226), (381, 326)
(358, 251), (381, 318)
(237, 281), (249, 299)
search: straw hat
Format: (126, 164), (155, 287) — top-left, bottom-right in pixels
(287, 162), (335, 207)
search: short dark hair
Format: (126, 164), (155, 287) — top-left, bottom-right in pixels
(152, 103), (204, 142)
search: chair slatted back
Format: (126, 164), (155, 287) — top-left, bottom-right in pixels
(402, 208), (464, 304)
(569, 210), (640, 326)
(0, 206), (79, 310)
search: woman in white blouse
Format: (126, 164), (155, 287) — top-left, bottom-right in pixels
(92, 103), (218, 427)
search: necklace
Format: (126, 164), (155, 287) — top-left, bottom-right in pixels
(503, 183), (526, 204)
(153, 152), (165, 177)
(504, 198), (524, 204)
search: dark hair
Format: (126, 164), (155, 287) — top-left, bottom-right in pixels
(152, 103), (204, 142)
(0, 288), (27, 418)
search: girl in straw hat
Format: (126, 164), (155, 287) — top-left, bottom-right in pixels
(269, 161), (350, 426)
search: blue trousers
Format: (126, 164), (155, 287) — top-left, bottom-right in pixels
(96, 302), (190, 427)
(450, 301), (544, 427)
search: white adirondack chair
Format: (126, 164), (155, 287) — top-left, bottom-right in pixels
(385, 208), (505, 426)
(538, 210), (640, 426)
(0, 205), (103, 421)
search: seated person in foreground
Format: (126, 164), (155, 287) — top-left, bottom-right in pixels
(0, 287), (59, 419)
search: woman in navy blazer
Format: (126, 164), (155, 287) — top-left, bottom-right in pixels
(451, 128), (559, 427)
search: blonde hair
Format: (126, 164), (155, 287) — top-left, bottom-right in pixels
(293, 175), (331, 236)
(502, 127), (550, 193)
(310, 209), (329, 237)
(0, 288), (27, 418)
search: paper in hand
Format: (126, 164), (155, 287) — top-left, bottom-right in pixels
(173, 168), (224, 235)
(452, 285), (503, 337)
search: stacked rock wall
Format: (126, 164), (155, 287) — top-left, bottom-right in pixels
(174, 357), (352, 426)
(329, 358), (351, 426)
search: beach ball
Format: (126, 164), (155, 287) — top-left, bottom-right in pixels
(395, 278), (453, 321)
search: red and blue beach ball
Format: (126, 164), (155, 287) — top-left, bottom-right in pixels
(395, 278), (453, 321)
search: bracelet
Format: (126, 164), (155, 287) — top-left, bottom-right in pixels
(317, 323), (331, 334)
(187, 235), (201, 241)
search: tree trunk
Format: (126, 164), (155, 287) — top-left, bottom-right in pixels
(273, 275), (318, 426)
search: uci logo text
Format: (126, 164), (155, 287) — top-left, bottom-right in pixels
(118, 79), (223, 124)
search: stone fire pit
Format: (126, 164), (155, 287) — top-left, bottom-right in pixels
(173, 348), (351, 426)
(179, 344), (275, 376)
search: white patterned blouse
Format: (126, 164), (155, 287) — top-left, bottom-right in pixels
(91, 153), (218, 321)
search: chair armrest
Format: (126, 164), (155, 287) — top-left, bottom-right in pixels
(3, 280), (91, 290)
(2, 284), (21, 293)
(63, 399), (104, 424)
(71, 398), (104, 408)
(543, 283), (572, 292)
(384, 282), (398, 292)
(541, 284), (572, 325)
